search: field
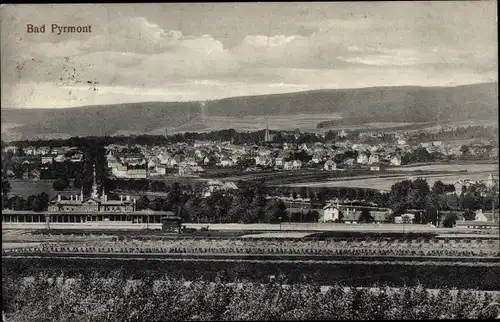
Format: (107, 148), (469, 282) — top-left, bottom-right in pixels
(7, 180), (80, 199)
(387, 163), (499, 172)
(145, 113), (344, 135)
(286, 169), (498, 192)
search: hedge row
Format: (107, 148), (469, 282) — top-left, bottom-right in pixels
(3, 272), (500, 321)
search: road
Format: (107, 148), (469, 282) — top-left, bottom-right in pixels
(1, 222), (492, 233)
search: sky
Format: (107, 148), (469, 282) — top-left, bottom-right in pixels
(1, 2), (497, 108)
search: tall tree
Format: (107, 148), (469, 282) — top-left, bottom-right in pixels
(358, 208), (374, 223)
(2, 180), (11, 195)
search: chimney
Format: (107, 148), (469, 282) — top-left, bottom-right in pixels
(70, 195), (73, 201)
(126, 195), (130, 201)
(57, 195), (61, 201)
(120, 195), (123, 202)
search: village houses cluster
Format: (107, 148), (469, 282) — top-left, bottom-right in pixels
(3, 128), (497, 181)
(2, 145), (83, 180)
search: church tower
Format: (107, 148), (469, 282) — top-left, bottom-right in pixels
(265, 123), (272, 142)
(90, 163), (99, 199)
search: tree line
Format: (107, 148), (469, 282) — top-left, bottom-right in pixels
(2, 172), (497, 227)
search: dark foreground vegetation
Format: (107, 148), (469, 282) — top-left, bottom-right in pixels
(3, 271), (500, 321)
(3, 257), (500, 290)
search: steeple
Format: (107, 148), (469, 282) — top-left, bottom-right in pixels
(91, 163), (99, 199)
(265, 123), (270, 142)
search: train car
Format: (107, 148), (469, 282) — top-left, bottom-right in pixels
(161, 214), (182, 233)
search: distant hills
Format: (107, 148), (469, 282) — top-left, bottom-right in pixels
(1, 82), (497, 141)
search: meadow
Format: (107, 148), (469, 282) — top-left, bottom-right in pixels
(286, 169), (498, 192)
(8, 180), (79, 199)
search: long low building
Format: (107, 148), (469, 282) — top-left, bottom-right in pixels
(2, 209), (174, 224)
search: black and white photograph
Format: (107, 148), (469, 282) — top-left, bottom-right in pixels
(1, 2), (499, 320)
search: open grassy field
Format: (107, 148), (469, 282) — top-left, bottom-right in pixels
(7, 180), (80, 199)
(145, 113), (343, 135)
(387, 163), (499, 172)
(285, 169), (499, 192)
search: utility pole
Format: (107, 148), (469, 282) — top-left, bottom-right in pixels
(494, 197), (499, 253)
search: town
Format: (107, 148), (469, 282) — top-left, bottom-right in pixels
(1, 123), (498, 229)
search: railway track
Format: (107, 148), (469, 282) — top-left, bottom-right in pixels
(4, 252), (500, 264)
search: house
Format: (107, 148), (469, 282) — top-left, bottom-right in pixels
(147, 158), (159, 169)
(455, 211), (498, 229)
(394, 213), (415, 224)
(356, 153), (369, 165)
(30, 169), (41, 180)
(155, 164), (167, 175)
(3, 146), (18, 154)
(178, 165), (194, 176)
(338, 129), (348, 139)
(41, 156), (54, 164)
(219, 159), (234, 167)
(299, 143), (314, 152)
(322, 203), (341, 222)
(291, 160), (303, 170)
(368, 154), (380, 165)
(24, 146), (37, 155)
(125, 169), (147, 179)
(111, 164), (127, 178)
(166, 158), (178, 168)
(193, 140), (212, 148)
(324, 160), (337, 171)
(51, 146), (72, 155)
(54, 155), (67, 163)
(194, 149), (205, 159)
(344, 158), (355, 166)
(255, 156), (272, 167)
(190, 166), (205, 173)
(390, 155), (402, 166)
(338, 207), (389, 224)
(203, 180), (238, 197)
(230, 155), (241, 164)
(474, 209), (489, 222)
(311, 153), (323, 164)
(485, 173), (497, 189)
(70, 153), (83, 163)
(5, 169), (15, 179)
(275, 157), (284, 168)
(185, 157), (197, 167)
(283, 161), (294, 170)
(203, 156), (215, 166)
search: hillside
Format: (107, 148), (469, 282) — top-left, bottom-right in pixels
(205, 82), (498, 122)
(1, 82), (497, 140)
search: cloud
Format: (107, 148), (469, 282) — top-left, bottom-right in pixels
(1, 5), (497, 108)
(5, 15), (240, 88)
